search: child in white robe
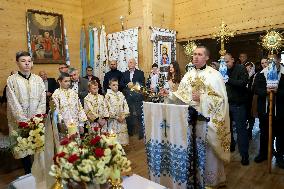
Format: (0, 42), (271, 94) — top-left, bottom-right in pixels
(105, 78), (130, 145)
(84, 80), (109, 132)
(52, 73), (87, 135)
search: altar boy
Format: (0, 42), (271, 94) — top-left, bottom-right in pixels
(52, 73), (87, 134)
(6, 51), (46, 174)
(84, 80), (109, 131)
(105, 78), (129, 145)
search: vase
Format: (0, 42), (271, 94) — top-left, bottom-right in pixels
(66, 181), (102, 189)
(66, 180), (86, 189)
(86, 183), (101, 189)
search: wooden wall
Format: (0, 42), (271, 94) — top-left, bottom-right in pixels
(175, 0), (284, 72)
(175, 0), (284, 41)
(0, 0), (82, 95)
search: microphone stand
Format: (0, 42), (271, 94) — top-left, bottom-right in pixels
(188, 106), (210, 189)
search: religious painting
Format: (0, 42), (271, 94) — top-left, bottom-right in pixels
(158, 42), (171, 66)
(26, 10), (66, 64)
(151, 27), (176, 73)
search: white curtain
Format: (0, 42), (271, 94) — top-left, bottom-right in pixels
(107, 27), (139, 72)
(93, 27), (100, 81)
(99, 25), (108, 83)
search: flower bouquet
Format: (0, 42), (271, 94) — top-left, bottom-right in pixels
(49, 127), (131, 188)
(10, 114), (46, 159)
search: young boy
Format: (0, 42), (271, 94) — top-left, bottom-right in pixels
(146, 63), (160, 92)
(84, 80), (109, 131)
(6, 51), (46, 174)
(52, 73), (87, 135)
(105, 78), (129, 145)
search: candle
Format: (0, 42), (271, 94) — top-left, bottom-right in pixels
(108, 129), (117, 143)
(67, 120), (78, 136)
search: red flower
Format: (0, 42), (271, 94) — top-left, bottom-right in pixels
(57, 152), (66, 158)
(67, 154), (79, 163)
(94, 148), (104, 158)
(90, 136), (101, 145)
(18, 122), (29, 129)
(93, 127), (100, 132)
(60, 138), (70, 145)
(35, 114), (43, 118)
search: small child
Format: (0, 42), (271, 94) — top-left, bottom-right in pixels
(84, 80), (109, 132)
(146, 63), (160, 93)
(105, 78), (130, 145)
(52, 73), (87, 135)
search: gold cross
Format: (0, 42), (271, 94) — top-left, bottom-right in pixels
(212, 21), (235, 56)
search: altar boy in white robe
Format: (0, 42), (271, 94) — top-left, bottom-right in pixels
(52, 73), (87, 135)
(162, 46), (230, 188)
(105, 78), (130, 145)
(6, 51), (46, 174)
(84, 80), (109, 131)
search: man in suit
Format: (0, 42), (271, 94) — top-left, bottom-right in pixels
(39, 71), (58, 113)
(123, 58), (145, 87)
(69, 68), (89, 106)
(123, 58), (145, 139)
(83, 66), (102, 94)
(103, 60), (125, 93)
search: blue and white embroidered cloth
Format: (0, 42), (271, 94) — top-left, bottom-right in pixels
(143, 102), (207, 189)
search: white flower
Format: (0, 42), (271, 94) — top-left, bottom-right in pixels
(70, 169), (81, 182)
(95, 168), (104, 177)
(38, 123), (44, 128)
(11, 130), (18, 136)
(33, 117), (41, 124)
(17, 137), (23, 143)
(77, 159), (93, 174)
(104, 148), (111, 156)
(61, 171), (70, 179)
(80, 175), (90, 182)
(94, 175), (107, 184)
(96, 160), (105, 170)
(29, 130), (35, 136)
(14, 147), (20, 152)
(27, 136), (33, 142)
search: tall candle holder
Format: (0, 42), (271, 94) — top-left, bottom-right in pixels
(212, 21), (235, 82)
(261, 29), (283, 173)
(120, 16), (125, 30)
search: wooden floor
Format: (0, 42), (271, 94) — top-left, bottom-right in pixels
(1, 123), (284, 189)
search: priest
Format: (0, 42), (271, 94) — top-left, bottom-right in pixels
(162, 46), (230, 188)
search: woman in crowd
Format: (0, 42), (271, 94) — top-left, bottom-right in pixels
(165, 61), (181, 92)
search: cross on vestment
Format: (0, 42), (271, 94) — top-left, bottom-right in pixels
(160, 119), (170, 138)
(120, 45), (128, 65)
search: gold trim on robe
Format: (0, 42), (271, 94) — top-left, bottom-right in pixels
(173, 66), (231, 163)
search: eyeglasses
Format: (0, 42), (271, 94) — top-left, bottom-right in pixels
(59, 66), (68, 70)
(87, 69), (93, 72)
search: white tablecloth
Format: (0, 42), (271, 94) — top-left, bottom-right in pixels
(9, 174), (166, 189)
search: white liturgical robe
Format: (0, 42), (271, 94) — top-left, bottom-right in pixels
(171, 65), (230, 187)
